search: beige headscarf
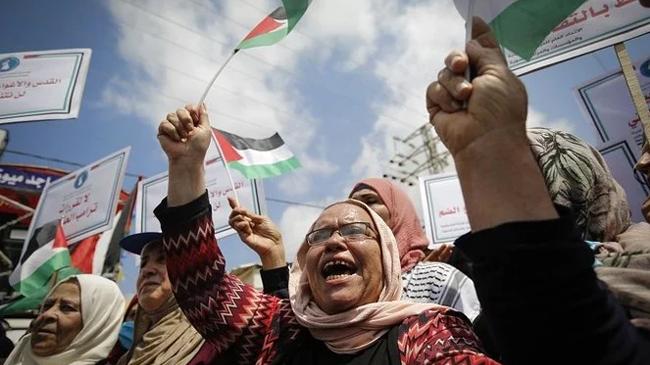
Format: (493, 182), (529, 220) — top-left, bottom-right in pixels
(116, 295), (204, 365)
(289, 199), (445, 354)
(528, 127), (631, 241)
(5, 274), (125, 365)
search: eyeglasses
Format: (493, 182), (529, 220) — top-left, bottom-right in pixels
(306, 222), (377, 246)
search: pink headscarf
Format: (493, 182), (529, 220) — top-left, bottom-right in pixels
(289, 199), (443, 354)
(350, 178), (429, 272)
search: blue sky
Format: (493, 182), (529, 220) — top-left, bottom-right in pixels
(1, 0), (648, 295)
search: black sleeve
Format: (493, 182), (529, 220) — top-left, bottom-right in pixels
(455, 207), (650, 365)
(261, 265), (290, 299)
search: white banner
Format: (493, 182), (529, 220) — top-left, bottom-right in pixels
(419, 173), (470, 246)
(575, 54), (650, 152)
(600, 139), (649, 223)
(135, 141), (265, 238)
(0, 49), (91, 124)
(26, 147), (130, 245)
(507, 0), (650, 75)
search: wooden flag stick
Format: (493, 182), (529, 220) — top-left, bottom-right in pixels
(614, 42), (650, 143)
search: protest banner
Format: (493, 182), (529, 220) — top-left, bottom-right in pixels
(419, 173), (470, 247)
(0, 49), (91, 124)
(135, 140), (265, 238)
(24, 147), (130, 245)
(506, 0), (649, 75)
(576, 54), (650, 153)
(600, 139), (649, 223)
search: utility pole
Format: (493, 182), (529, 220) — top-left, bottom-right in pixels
(384, 124), (451, 186)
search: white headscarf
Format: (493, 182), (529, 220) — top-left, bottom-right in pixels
(5, 274), (125, 365)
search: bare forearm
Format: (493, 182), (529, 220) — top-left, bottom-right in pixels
(168, 161), (205, 207)
(453, 128), (558, 232)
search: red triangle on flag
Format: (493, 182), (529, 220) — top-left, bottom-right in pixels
(212, 129), (243, 163)
(53, 223), (68, 249)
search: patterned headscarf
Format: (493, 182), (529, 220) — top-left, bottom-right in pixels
(350, 178), (429, 272)
(527, 128), (631, 241)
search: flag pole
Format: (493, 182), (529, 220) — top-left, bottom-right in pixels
(210, 131), (241, 206)
(463, 0), (475, 109)
(199, 48), (242, 205)
(614, 42), (650, 143)
(198, 49), (240, 105)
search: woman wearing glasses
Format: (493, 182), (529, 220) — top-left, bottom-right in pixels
(154, 101), (499, 364)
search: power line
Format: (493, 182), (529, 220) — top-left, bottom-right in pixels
(266, 198), (324, 209)
(110, 0), (425, 130)
(3, 149), (143, 178)
(1, 149), (322, 210)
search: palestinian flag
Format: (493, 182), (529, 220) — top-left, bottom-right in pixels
(9, 220), (72, 296)
(211, 128), (300, 179)
(237, 0), (311, 50)
(454, 0), (588, 60)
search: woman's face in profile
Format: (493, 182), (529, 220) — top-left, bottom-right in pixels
(31, 280), (83, 356)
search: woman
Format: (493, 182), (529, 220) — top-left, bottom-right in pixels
(154, 103), (499, 364)
(5, 274), (124, 365)
(114, 233), (213, 365)
(349, 178), (480, 320)
(228, 179), (480, 322)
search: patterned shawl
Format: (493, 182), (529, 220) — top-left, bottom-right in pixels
(528, 128), (631, 241)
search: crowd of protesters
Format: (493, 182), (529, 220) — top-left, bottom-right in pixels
(4, 9), (650, 365)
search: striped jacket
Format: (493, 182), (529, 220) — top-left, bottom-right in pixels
(156, 192), (499, 364)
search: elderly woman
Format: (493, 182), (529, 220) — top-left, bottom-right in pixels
(229, 178), (481, 322)
(5, 274), (124, 365)
(114, 233), (214, 365)
(154, 104), (499, 364)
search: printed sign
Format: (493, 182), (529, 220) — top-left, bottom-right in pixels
(507, 0), (650, 75)
(600, 139), (649, 223)
(26, 147), (130, 244)
(419, 173), (470, 246)
(0, 49), (91, 124)
(575, 54), (650, 154)
(135, 140), (265, 238)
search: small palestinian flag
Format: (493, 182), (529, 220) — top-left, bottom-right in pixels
(237, 0), (311, 50)
(9, 220), (73, 296)
(454, 0), (588, 60)
(212, 128), (301, 179)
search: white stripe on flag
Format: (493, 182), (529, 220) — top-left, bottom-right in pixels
(234, 144), (295, 166)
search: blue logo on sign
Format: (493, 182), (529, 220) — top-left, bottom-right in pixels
(74, 171), (88, 189)
(0, 57), (20, 72)
(641, 59), (650, 78)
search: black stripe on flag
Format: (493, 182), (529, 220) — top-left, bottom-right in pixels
(217, 129), (285, 152)
(20, 220), (58, 265)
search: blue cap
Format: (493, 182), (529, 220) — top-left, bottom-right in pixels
(119, 232), (162, 255)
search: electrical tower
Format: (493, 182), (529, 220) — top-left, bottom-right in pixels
(384, 124), (450, 186)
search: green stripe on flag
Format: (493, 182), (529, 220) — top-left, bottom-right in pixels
(490, 0), (587, 60)
(14, 250), (71, 296)
(238, 28), (288, 50)
(283, 0), (310, 33)
(229, 157), (301, 179)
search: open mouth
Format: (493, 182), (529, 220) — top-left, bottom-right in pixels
(321, 259), (357, 281)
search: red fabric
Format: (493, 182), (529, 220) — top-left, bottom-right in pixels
(242, 11), (284, 41)
(52, 223), (68, 249)
(211, 129), (242, 163)
(351, 178), (429, 272)
(70, 235), (99, 273)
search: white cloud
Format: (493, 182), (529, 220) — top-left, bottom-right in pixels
(527, 107), (576, 134)
(279, 204), (324, 260)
